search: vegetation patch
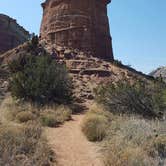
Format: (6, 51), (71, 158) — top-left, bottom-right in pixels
(0, 122), (55, 166)
(95, 80), (166, 118)
(40, 105), (72, 127)
(8, 53), (73, 104)
(0, 96), (72, 127)
(101, 114), (166, 166)
(82, 104), (166, 166)
(16, 111), (36, 123)
(82, 104), (111, 142)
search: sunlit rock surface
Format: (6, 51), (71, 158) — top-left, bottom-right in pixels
(40, 0), (114, 60)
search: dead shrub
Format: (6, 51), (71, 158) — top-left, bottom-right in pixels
(0, 122), (55, 166)
(16, 111), (36, 123)
(102, 115), (165, 166)
(40, 111), (59, 127)
(82, 106), (110, 142)
(0, 96), (37, 122)
(40, 105), (72, 127)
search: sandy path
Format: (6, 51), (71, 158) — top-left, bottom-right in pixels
(44, 114), (103, 166)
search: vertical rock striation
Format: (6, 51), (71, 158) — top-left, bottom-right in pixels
(0, 14), (30, 54)
(40, 0), (114, 60)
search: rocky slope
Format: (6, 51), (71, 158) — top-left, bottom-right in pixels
(150, 66), (166, 82)
(0, 43), (154, 105)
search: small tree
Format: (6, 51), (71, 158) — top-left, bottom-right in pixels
(95, 80), (166, 118)
(9, 54), (73, 104)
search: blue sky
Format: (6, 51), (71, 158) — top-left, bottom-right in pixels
(0, 0), (165, 73)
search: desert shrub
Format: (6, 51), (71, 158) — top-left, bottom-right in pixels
(52, 105), (72, 123)
(0, 96), (72, 126)
(87, 103), (113, 120)
(147, 135), (166, 160)
(82, 107), (110, 142)
(103, 146), (154, 166)
(95, 81), (166, 118)
(117, 119), (155, 146)
(30, 35), (39, 49)
(8, 54), (29, 73)
(0, 96), (38, 122)
(101, 114), (166, 166)
(82, 114), (108, 142)
(113, 59), (123, 67)
(40, 105), (72, 127)
(0, 122), (55, 166)
(9, 54), (73, 104)
(40, 112), (59, 127)
(16, 111), (36, 123)
(0, 96), (20, 121)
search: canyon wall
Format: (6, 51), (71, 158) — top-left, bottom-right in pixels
(0, 14), (30, 54)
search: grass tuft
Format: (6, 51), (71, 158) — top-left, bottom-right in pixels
(82, 104), (111, 142)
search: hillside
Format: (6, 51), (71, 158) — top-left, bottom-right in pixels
(150, 66), (166, 82)
(0, 42), (154, 104)
(0, 42), (165, 166)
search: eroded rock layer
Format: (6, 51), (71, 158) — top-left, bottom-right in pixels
(0, 14), (30, 54)
(40, 0), (114, 60)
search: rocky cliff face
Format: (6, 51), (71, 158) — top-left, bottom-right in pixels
(40, 0), (114, 61)
(0, 14), (30, 54)
(150, 67), (166, 82)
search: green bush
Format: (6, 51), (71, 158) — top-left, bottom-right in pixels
(31, 35), (39, 49)
(16, 111), (36, 123)
(112, 59), (123, 67)
(9, 54), (73, 104)
(95, 81), (166, 118)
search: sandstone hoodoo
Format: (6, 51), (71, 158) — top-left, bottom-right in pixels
(0, 14), (30, 54)
(40, 0), (114, 61)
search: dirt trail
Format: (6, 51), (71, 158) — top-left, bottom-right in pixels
(44, 114), (103, 166)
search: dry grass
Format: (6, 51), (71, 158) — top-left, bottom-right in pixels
(82, 104), (111, 142)
(0, 96), (59, 165)
(82, 114), (108, 142)
(40, 105), (72, 127)
(83, 103), (166, 166)
(16, 111), (36, 123)
(0, 96), (38, 123)
(102, 115), (166, 166)
(0, 96), (72, 127)
(0, 121), (55, 166)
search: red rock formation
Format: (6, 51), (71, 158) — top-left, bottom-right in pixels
(40, 0), (114, 61)
(0, 14), (30, 54)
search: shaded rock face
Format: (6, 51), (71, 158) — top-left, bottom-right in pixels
(0, 14), (30, 54)
(40, 0), (114, 60)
